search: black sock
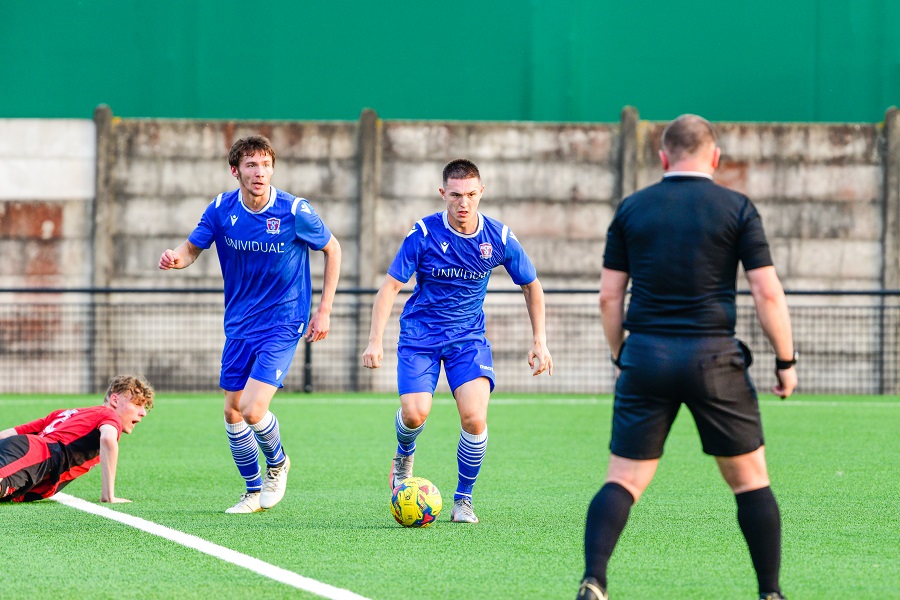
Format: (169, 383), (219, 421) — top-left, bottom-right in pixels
(583, 482), (635, 588)
(736, 486), (782, 595)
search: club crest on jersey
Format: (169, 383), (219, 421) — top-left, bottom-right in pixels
(266, 218), (281, 235)
(479, 242), (493, 259)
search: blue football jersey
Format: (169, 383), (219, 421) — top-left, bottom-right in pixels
(189, 186), (333, 338)
(388, 211), (537, 346)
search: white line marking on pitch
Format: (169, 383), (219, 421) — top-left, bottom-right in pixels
(51, 493), (371, 600)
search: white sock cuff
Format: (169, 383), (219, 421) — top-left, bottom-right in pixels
(396, 408), (425, 434)
(248, 411), (275, 432)
(225, 419), (248, 434)
(460, 427), (488, 444)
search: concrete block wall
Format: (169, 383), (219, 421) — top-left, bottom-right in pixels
(0, 119), (96, 288)
(2, 107), (899, 393)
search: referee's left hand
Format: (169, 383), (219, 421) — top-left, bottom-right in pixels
(772, 365), (797, 399)
(528, 342), (553, 376)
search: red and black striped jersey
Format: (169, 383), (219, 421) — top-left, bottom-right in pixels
(14, 406), (123, 498)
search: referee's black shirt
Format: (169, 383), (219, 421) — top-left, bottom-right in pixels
(603, 174), (773, 336)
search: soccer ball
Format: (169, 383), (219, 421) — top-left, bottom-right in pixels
(390, 477), (442, 527)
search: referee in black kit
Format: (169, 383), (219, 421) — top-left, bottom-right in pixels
(577, 115), (797, 600)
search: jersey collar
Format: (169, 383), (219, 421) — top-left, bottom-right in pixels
(442, 210), (484, 238)
(237, 186), (277, 213)
(664, 171), (714, 180)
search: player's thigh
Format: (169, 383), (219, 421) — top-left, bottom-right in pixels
(606, 454), (660, 501)
(399, 392), (434, 425)
(239, 378), (280, 423)
(686, 337), (764, 457)
(452, 377), (491, 433)
(715, 446), (770, 493)
(610, 334), (682, 460)
(443, 338), (495, 394)
(397, 345), (442, 395)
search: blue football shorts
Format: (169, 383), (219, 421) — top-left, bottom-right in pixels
(397, 338), (496, 395)
(220, 326), (302, 391)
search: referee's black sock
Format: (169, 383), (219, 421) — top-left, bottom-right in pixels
(735, 486), (782, 595)
(583, 482), (635, 589)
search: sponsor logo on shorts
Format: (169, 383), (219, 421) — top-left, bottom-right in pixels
(479, 365), (494, 371)
(276, 369), (283, 380)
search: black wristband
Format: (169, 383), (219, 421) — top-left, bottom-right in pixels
(610, 353), (621, 368)
(775, 351), (798, 370)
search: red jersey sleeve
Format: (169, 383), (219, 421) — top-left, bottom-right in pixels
(13, 410), (62, 435)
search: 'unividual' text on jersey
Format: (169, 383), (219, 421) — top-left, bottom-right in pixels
(389, 211), (536, 346)
(189, 186), (333, 338)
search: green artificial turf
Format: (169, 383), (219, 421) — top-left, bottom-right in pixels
(0, 393), (896, 599)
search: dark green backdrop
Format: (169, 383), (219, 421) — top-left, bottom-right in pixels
(3, 0), (898, 122)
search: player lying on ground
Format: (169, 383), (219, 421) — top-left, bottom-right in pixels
(0, 375), (154, 503)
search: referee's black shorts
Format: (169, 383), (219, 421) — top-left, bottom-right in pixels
(610, 333), (764, 459)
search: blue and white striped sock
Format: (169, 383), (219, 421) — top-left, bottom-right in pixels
(249, 411), (286, 467)
(395, 408), (425, 456)
(225, 420), (262, 493)
(455, 427), (488, 501)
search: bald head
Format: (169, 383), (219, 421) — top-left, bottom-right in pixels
(659, 114), (720, 173)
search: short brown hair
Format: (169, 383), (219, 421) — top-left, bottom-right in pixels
(661, 114), (717, 162)
(105, 375), (155, 410)
(228, 135), (276, 168)
(442, 158), (481, 185)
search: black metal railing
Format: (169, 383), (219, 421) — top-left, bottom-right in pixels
(0, 289), (897, 395)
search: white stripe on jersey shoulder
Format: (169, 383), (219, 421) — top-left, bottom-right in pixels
(501, 225), (509, 244)
(405, 219), (427, 238)
(214, 193), (224, 208)
(291, 197), (313, 215)
(441, 211), (484, 238)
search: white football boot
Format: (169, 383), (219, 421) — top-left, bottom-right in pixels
(225, 491), (263, 514)
(259, 455), (291, 509)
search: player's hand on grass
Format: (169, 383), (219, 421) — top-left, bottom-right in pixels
(362, 342), (383, 369)
(528, 342), (553, 376)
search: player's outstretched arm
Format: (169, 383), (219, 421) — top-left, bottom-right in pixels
(746, 265), (797, 398)
(362, 274), (405, 369)
(521, 279), (553, 376)
(158, 240), (202, 270)
(307, 235), (342, 342)
(98, 424), (131, 503)
(0, 427), (17, 440)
